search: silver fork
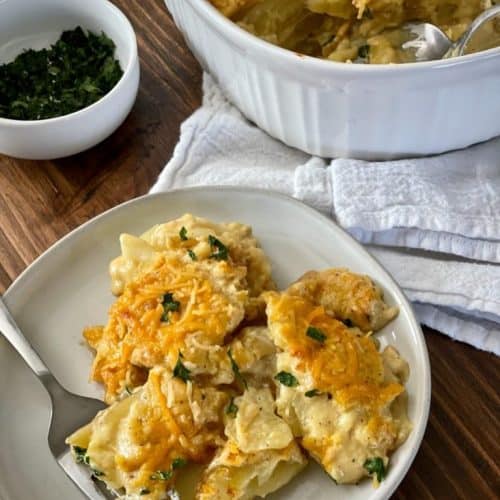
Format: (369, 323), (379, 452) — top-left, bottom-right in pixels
(0, 296), (112, 499)
(402, 5), (500, 61)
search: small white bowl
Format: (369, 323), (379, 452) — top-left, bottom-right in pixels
(166, 0), (500, 160)
(0, 0), (140, 160)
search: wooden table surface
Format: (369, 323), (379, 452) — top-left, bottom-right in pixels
(0, 1), (499, 498)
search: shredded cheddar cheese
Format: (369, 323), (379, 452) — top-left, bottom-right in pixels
(265, 289), (411, 484)
(85, 256), (247, 403)
(286, 268), (398, 332)
(67, 366), (228, 498)
(265, 291), (403, 410)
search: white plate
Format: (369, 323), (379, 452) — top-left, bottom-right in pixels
(0, 187), (431, 500)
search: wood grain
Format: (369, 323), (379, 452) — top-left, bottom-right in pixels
(0, 0), (498, 498)
(0, 0), (202, 291)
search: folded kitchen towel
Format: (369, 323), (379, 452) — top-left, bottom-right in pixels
(152, 74), (500, 356)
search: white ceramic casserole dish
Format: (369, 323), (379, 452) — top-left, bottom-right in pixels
(165, 0), (500, 160)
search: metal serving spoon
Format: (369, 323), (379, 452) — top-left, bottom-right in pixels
(403, 5), (500, 61)
(0, 296), (111, 499)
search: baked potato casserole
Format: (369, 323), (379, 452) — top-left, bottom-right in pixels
(209, 0), (500, 63)
(66, 214), (411, 499)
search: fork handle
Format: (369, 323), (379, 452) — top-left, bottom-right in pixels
(0, 296), (51, 379)
(454, 5), (500, 56)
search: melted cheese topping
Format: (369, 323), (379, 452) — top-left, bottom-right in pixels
(67, 366), (227, 499)
(274, 347), (410, 483)
(265, 290), (411, 484)
(196, 440), (306, 500)
(287, 268), (398, 332)
(181, 325), (277, 388)
(110, 214), (276, 322)
(86, 256), (247, 403)
(265, 291), (403, 409)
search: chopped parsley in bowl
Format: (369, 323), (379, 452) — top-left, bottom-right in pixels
(0, 0), (139, 159)
(0, 27), (123, 121)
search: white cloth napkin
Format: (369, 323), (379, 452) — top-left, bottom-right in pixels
(152, 74), (500, 355)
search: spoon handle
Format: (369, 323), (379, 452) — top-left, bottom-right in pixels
(0, 296), (51, 379)
(453, 5), (500, 57)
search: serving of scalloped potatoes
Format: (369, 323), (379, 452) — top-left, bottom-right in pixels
(66, 214), (411, 499)
(209, 0), (500, 63)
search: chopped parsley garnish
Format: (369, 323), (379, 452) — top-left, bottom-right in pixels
(226, 397), (238, 418)
(364, 457), (386, 483)
(358, 44), (370, 60)
(150, 459), (186, 483)
(305, 389), (321, 398)
(179, 226), (188, 241)
(161, 292), (180, 322)
(228, 349), (248, 389)
(172, 458), (187, 470)
(275, 371), (299, 387)
(188, 249), (197, 261)
(162, 293), (180, 312)
(150, 470), (173, 481)
(140, 488), (151, 495)
(306, 326), (327, 343)
(208, 235), (229, 261)
(0, 27), (123, 120)
(173, 352), (191, 382)
(73, 446), (104, 477)
(342, 318), (354, 328)
(73, 446), (104, 478)
(73, 446), (88, 464)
